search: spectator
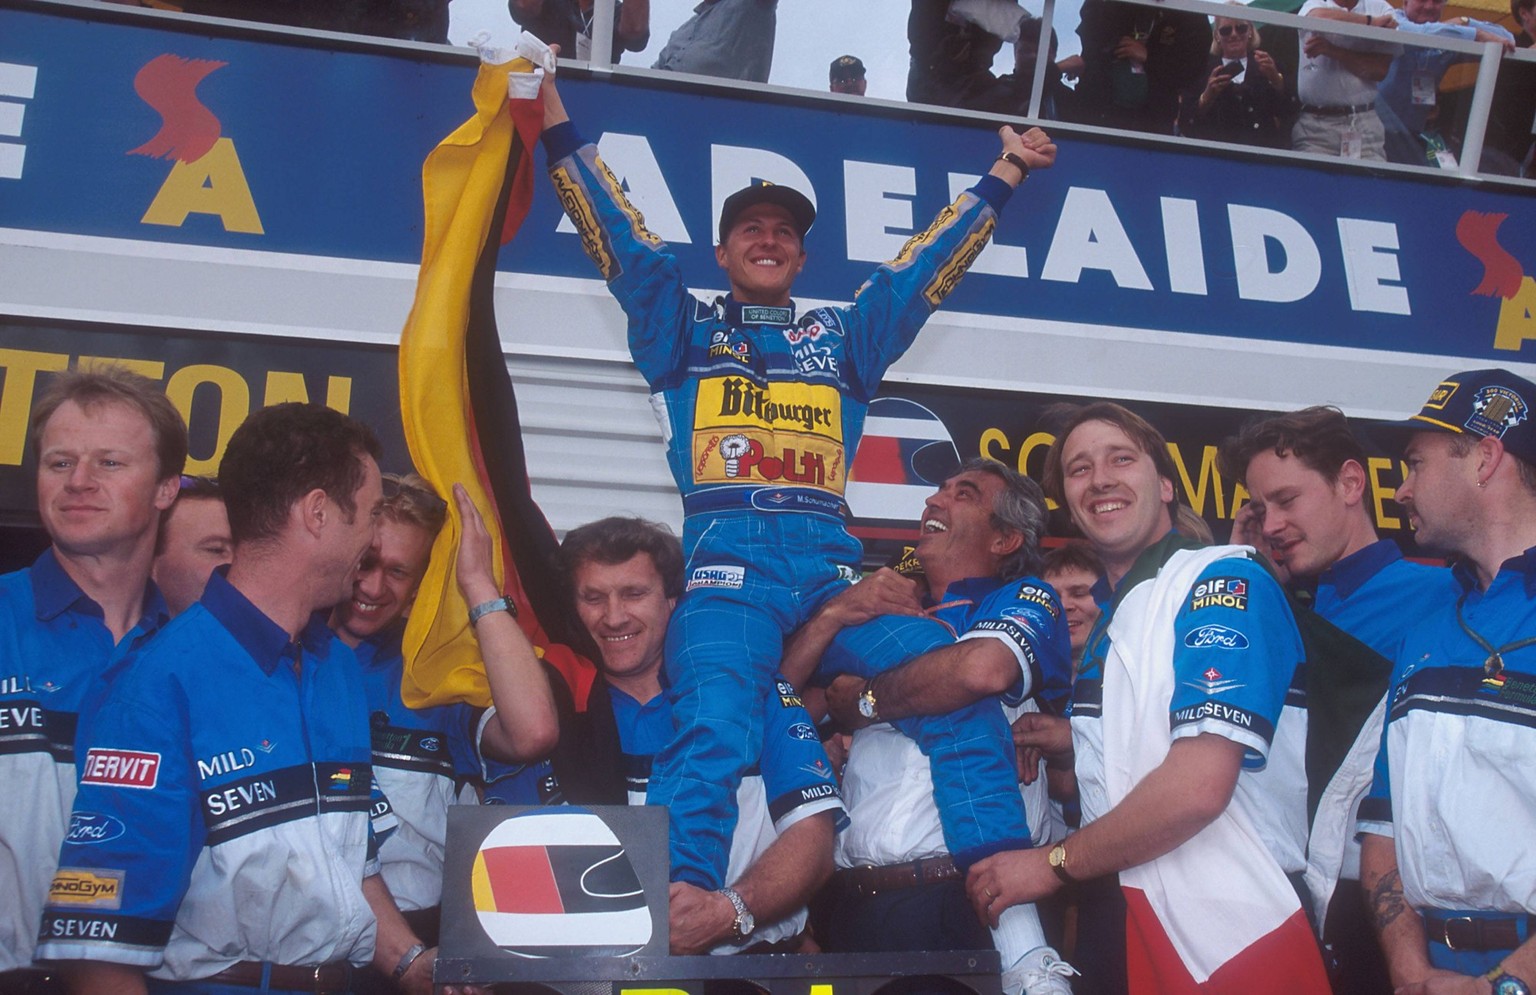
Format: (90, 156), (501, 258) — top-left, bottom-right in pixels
(652, 0), (777, 83)
(332, 474), (558, 992)
(908, 0), (1008, 107)
(973, 17), (1074, 119)
(1179, 11), (1295, 148)
(554, 517), (843, 955)
(1293, 0), (1402, 160)
(509, 0), (650, 63)
(1067, 0), (1210, 134)
(1358, 369), (1536, 993)
(981, 403), (1331, 993)
(1378, 0), (1515, 166)
(1481, 0), (1536, 175)
(1220, 405), (1460, 995)
(36, 403), (392, 990)
(799, 459), (1076, 993)
(152, 475), (231, 616)
(0, 368), (182, 992)
(830, 54), (867, 94)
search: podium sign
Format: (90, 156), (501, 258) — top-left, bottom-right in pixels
(438, 805), (1002, 993)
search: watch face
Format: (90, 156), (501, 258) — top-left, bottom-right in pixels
(1495, 977), (1531, 995)
(1049, 846), (1064, 868)
(858, 691), (876, 718)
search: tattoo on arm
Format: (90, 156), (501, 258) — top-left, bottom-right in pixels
(1369, 868), (1409, 933)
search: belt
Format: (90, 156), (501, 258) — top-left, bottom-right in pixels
(682, 486), (845, 520)
(836, 856), (961, 897)
(1423, 911), (1534, 952)
(203, 961), (353, 993)
(1301, 102), (1375, 117)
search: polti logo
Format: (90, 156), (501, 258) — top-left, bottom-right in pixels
(129, 54), (264, 234)
(81, 749), (161, 789)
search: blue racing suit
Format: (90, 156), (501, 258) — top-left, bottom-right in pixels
(544, 120), (1014, 887)
(820, 575), (1071, 867)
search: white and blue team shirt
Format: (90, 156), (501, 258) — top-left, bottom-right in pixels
(1358, 548), (1536, 915)
(1071, 532), (1309, 875)
(356, 627), (479, 912)
(0, 550), (167, 972)
(617, 675), (845, 954)
(1310, 539), (1458, 881)
(838, 574), (1072, 868)
(37, 570), (378, 979)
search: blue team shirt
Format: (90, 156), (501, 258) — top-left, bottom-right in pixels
(0, 550), (167, 972)
(37, 570), (376, 975)
(1313, 540), (1459, 661)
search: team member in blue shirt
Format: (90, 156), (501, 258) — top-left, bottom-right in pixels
(1221, 404), (1461, 994)
(330, 472), (558, 992)
(536, 61), (1058, 891)
(39, 403), (401, 993)
(1359, 369), (1536, 995)
(554, 516), (843, 956)
(0, 368), (184, 991)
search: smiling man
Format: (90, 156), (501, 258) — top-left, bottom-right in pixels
(538, 57), (1057, 899)
(0, 369), (184, 991)
(329, 473), (558, 993)
(977, 403), (1330, 994)
(553, 517), (844, 957)
(786, 458), (1076, 994)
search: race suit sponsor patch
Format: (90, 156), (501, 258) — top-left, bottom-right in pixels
(81, 749), (160, 789)
(49, 868), (124, 909)
(687, 564), (745, 591)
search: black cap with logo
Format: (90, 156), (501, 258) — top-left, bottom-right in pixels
(1385, 368), (1536, 464)
(717, 180), (816, 244)
(830, 54), (866, 82)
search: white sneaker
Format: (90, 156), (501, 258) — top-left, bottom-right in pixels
(1001, 945), (1079, 995)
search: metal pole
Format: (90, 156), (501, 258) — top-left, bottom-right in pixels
(1459, 39), (1503, 177)
(1028, 0), (1057, 121)
(590, 0), (616, 69)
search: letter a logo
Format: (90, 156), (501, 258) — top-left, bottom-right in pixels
(131, 54), (264, 234)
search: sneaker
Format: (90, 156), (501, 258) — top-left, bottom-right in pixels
(1001, 945), (1079, 995)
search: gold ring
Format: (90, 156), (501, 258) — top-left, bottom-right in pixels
(984, 888), (995, 900)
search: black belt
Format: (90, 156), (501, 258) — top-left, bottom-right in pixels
(203, 961), (353, 993)
(835, 855), (961, 897)
(1423, 911), (1534, 952)
(1301, 103), (1375, 116)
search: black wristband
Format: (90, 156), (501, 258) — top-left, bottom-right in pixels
(997, 151), (1031, 181)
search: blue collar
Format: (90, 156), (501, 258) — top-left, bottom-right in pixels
(928, 574), (1008, 606)
(721, 295), (795, 327)
(1453, 545), (1536, 598)
(1319, 539), (1402, 601)
(200, 569), (334, 676)
(31, 548), (168, 630)
(355, 623), (405, 669)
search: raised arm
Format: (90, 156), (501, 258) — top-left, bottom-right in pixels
(453, 484), (559, 762)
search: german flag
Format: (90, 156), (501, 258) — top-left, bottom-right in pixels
(396, 53), (597, 711)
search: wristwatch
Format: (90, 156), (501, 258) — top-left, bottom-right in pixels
(719, 886), (755, 942)
(1486, 972), (1531, 995)
(1047, 843), (1076, 884)
(468, 596), (517, 626)
(856, 680), (880, 722)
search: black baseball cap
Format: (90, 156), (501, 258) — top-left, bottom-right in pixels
(717, 180), (816, 243)
(830, 55), (866, 82)
(1382, 368), (1536, 464)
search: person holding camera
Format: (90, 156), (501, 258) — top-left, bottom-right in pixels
(1179, 10), (1295, 147)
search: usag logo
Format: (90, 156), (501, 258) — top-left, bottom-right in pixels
(686, 564), (745, 592)
(1190, 577), (1248, 612)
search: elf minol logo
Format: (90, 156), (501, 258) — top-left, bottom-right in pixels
(471, 809), (651, 957)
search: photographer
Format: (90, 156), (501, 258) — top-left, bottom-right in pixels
(1180, 11), (1294, 147)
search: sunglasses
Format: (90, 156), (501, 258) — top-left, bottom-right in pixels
(1218, 24), (1251, 36)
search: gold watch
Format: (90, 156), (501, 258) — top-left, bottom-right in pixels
(1048, 843), (1076, 884)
